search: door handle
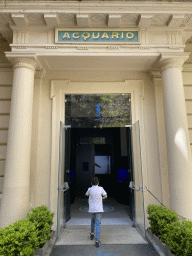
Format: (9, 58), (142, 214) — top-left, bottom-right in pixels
(66, 170), (70, 174)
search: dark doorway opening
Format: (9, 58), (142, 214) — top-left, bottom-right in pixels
(68, 127), (134, 221)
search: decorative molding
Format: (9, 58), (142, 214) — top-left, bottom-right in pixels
(5, 52), (41, 70)
(45, 46), (58, 49)
(138, 14), (153, 28)
(168, 47), (181, 50)
(108, 15), (121, 28)
(76, 14), (89, 27)
(151, 14), (170, 27)
(14, 31), (28, 44)
(89, 14), (107, 26)
(11, 13), (28, 28)
(15, 46), (27, 49)
(76, 47), (88, 50)
(44, 14), (59, 28)
(167, 31), (182, 46)
(159, 52), (190, 72)
(107, 46), (119, 50)
(121, 14), (138, 26)
(182, 30), (192, 45)
(58, 13), (75, 25)
(140, 30), (149, 45)
(27, 13), (45, 26)
(138, 46), (150, 50)
(167, 15), (185, 28)
(13, 61), (36, 72)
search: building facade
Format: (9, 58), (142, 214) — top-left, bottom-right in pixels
(0, 0), (192, 235)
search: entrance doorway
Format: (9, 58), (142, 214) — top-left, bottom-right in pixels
(63, 94), (133, 226)
(64, 126), (134, 228)
(56, 93), (145, 238)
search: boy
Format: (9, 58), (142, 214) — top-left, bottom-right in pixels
(85, 177), (107, 247)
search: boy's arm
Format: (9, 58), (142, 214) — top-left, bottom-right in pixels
(85, 189), (90, 196)
(102, 194), (107, 199)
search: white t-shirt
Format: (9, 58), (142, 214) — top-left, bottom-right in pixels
(86, 185), (107, 213)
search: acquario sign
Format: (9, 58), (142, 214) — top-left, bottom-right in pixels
(55, 29), (139, 43)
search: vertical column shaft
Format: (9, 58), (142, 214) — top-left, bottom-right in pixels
(0, 60), (36, 228)
(160, 56), (192, 219)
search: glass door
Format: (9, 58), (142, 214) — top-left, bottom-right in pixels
(130, 120), (145, 237)
(57, 122), (65, 238)
(57, 122), (71, 238)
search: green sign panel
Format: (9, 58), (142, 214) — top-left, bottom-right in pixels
(56, 30), (139, 43)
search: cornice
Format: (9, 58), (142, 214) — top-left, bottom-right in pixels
(2, 1), (192, 13)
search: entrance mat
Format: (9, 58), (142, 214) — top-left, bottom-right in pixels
(79, 206), (115, 213)
(50, 244), (157, 256)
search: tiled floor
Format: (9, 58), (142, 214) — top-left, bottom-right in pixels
(68, 197), (131, 224)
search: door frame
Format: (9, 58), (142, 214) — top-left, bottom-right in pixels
(50, 80), (147, 231)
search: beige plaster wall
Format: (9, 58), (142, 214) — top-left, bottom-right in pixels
(30, 77), (52, 209)
(29, 70), (163, 229)
(0, 69), (12, 208)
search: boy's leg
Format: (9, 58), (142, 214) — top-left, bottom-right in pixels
(91, 213), (96, 235)
(95, 212), (102, 242)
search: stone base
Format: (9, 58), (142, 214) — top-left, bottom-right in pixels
(34, 230), (55, 256)
(146, 228), (174, 256)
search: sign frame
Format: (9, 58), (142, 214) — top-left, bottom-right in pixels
(55, 28), (140, 44)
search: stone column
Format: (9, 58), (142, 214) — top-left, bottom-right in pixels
(0, 59), (37, 228)
(160, 53), (192, 220)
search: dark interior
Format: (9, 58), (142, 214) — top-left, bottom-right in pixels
(68, 127), (133, 208)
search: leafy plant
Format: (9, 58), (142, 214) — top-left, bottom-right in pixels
(0, 205), (54, 255)
(162, 220), (192, 256)
(0, 218), (37, 256)
(27, 205), (55, 248)
(147, 204), (192, 256)
(147, 204), (178, 237)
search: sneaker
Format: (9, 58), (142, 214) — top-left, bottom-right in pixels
(90, 233), (94, 240)
(95, 240), (101, 247)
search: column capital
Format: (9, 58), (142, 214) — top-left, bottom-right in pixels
(5, 52), (40, 71)
(159, 52), (190, 72)
(13, 59), (37, 72)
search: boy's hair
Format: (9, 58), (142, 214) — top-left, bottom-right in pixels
(91, 177), (99, 185)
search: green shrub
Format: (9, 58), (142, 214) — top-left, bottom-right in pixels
(0, 205), (54, 255)
(147, 204), (178, 237)
(0, 218), (37, 256)
(161, 220), (192, 256)
(27, 205), (54, 248)
(147, 204), (192, 256)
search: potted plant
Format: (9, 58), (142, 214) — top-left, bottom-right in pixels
(146, 204), (192, 256)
